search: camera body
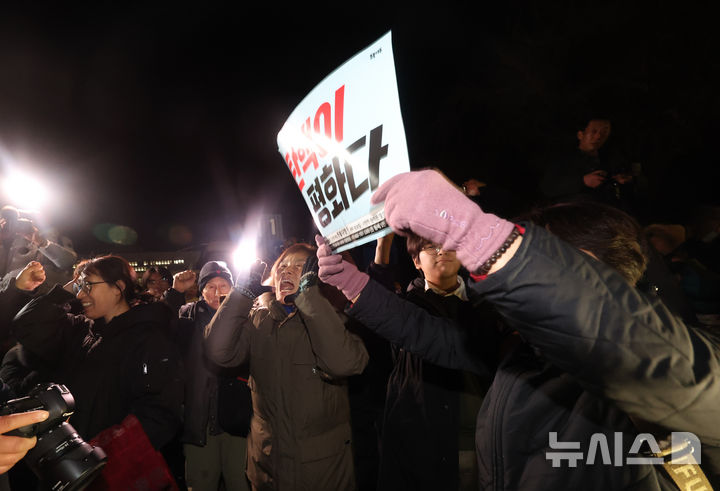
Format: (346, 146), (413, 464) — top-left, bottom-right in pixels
(14, 217), (35, 236)
(0, 384), (107, 491)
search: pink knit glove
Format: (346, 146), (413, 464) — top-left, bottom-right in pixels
(371, 169), (516, 273)
(315, 235), (369, 300)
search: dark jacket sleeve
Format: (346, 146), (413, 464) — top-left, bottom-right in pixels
(11, 284), (88, 364)
(204, 288), (254, 367)
(163, 288), (187, 316)
(367, 261), (396, 292)
(294, 285), (368, 378)
(0, 281), (32, 342)
(348, 279), (490, 375)
(473, 223), (720, 443)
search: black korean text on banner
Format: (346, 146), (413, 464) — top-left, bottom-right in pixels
(305, 125), (389, 227)
(277, 31), (410, 253)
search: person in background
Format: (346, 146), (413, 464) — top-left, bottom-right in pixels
(141, 266), (173, 301)
(205, 244), (369, 491)
(0, 206), (77, 295)
(173, 261), (252, 491)
(539, 117), (637, 213)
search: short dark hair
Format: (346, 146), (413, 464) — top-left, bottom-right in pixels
(142, 266), (172, 287)
(528, 201), (648, 285)
(83, 255), (140, 303)
(405, 233), (432, 260)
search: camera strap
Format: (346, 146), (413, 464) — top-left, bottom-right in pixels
(652, 436), (712, 491)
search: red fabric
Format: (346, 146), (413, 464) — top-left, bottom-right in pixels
(87, 414), (178, 491)
(469, 224), (525, 282)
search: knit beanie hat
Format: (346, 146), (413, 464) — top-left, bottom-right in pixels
(198, 261), (233, 292)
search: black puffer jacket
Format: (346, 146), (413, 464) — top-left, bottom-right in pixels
(11, 285), (183, 449)
(176, 299), (251, 445)
(348, 224), (720, 489)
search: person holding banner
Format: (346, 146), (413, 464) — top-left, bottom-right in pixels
(315, 169), (720, 489)
(204, 244), (368, 491)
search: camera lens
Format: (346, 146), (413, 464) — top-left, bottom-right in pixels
(25, 422), (107, 491)
(25, 421), (107, 491)
(0, 385), (107, 490)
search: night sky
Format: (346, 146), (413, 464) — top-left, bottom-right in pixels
(1, 3), (718, 255)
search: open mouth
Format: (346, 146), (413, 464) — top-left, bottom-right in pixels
(279, 279), (295, 291)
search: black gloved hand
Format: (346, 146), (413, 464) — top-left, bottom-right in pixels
(285, 254), (319, 304)
(235, 260), (268, 299)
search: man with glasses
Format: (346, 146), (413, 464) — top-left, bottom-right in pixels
(355, 233), (496, 491)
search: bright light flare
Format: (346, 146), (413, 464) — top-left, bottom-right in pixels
(2, 171), (51, 211)
(233, 236), (259, 275)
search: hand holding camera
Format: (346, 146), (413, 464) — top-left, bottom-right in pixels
(0, 384), (107, 489)
(0, 409), (48, 474)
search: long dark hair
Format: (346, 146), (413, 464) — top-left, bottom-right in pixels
(82, 255), (140, 304)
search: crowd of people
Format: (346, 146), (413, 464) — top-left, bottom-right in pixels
(0, 117), (719, 490)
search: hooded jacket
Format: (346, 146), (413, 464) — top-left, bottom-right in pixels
(11, 285), (183, 450)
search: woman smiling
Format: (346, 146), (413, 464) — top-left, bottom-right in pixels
(10, 255), (183, 480)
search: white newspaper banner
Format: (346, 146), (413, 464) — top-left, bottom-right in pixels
(277, 31), (409, 252)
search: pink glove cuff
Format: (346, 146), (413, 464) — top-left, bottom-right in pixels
(316, 234), (370, 301)
(457, 215), (516, 273)
(337, 263), (370, 300)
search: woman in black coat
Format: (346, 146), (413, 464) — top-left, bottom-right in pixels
(10, 255), (183, 485)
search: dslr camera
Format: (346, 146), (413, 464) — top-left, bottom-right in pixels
(0, 384), (107, 491)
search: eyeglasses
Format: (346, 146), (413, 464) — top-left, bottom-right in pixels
(420, 244), (455, 256)
(73, 280), (111, 295)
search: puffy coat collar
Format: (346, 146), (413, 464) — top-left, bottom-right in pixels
(254, 292), (293, 322)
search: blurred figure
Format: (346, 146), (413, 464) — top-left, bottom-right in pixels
(645, 221), (720, 327)
(0, 261), (46, 355)
(0, 262), (49, 490)
(141, 266), (172, 301)
(0, 205), (77, 295)
(539, 118), (639, 214)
